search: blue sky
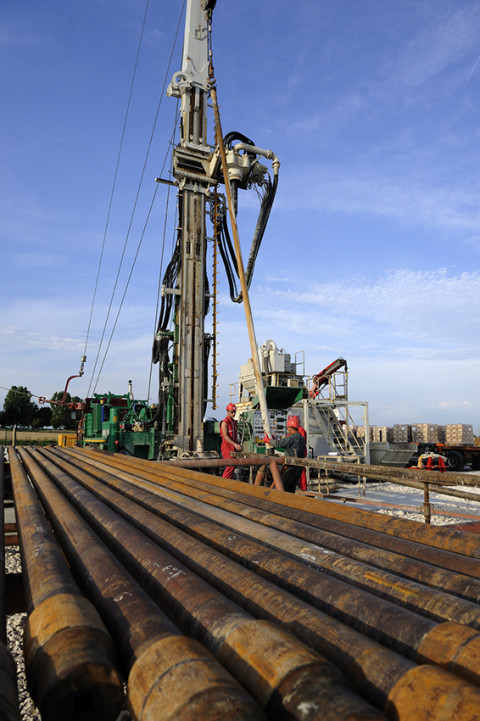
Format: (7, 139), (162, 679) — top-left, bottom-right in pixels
(1, 0), (480, 430)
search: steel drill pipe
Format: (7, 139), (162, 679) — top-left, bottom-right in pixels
(170, 457), (279, 468)
(169, 465), (480, 577)
(8, 448), (124, 721)
(82, 448), (480, 579)
(33, 448), (387, 721)
(42, 447), (480, 720)
(44, 448), (480, 691)
(119, 476), (480, 629)
(241, 454), (480, 487)
(66, 449), (480, 620)
(18, 449), (264, 721)
(79, 452), (480, 605)
(150, 473), (480, 603)
(116, 451), (480, 559)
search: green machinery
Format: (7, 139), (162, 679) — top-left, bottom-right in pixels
(79, 391), (221, 459)
(80, 393), (160, 460)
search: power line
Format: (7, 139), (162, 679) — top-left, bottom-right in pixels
(84, 0), (152, 376)
(88, 0), (187, 395)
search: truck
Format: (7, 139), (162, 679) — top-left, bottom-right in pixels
(415, 442), (480, 471)
(435, 443), (480, 472)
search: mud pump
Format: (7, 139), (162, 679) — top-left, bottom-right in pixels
(77, 0), (280, 458)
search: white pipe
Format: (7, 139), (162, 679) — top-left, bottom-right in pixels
(233, 143), (280, 173)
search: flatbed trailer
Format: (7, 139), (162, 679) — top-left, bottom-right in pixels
(435, 443), (480, 472)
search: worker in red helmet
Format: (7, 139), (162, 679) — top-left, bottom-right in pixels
(264, 416), (306, 493)
(288, 415), (308, 491)
(220, 402), (242, 478)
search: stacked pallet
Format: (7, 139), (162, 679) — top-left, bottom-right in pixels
(446, 424), (474, 445)
(371, 426), (391, 443)
(392, 424), (411, 443)
(411, 424), (439, 443)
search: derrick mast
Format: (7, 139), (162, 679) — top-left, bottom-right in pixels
(162, 0), (217, 453)
(153, 0), (279, 457)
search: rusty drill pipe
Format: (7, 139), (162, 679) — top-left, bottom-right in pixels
(42, 447), (480, 721)
(240, 454), (479, 487)
(42, 448), (480, 692)
(171, 457), (279, 469)
(81, 447), (480, 579)
(91, 450), (480, 578)
(32, 449), (386, 721)
(18, 449), (265, 721)
(62, 449), (480, 627)
(8, 448), (124, 721)
(76, 450), (480, 605)
(146, 469), (480, 604)
(119, 476), (480, 629)
(164, 468), (480, 579)
(162, 458), (480, 558)
(269, 459), (285, 491)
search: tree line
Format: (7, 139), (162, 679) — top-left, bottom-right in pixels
(0, 385), (82, 430)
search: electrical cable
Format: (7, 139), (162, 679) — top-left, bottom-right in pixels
(88, 0), (187, 395)
(83, 0), (151, 375)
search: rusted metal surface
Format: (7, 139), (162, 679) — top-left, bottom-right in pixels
(72, 453), (480, 631)
(299, 490), (480, 523)
(40, 450), (480, 691)
(3, 523), (19, 547)
(28, 447), (385, 721)
(8, 445), (480, 720)
(8, 448), (124, 721)
(74, 447), (480, 578)
(165, 458), (480, 559)
(77, 451), (480, 605)
(18, 448), (263, 721)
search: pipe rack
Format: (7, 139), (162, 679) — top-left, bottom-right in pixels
(4, 446), (480, 721)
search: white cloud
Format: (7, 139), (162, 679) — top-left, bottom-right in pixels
(388, 6), (480, 89)
(278, 169), (480, 233)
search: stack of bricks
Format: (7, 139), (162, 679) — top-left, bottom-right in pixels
(392, 424), (411, 443)
(445, 424), (474, 445)
(372, 426), (391, 443)
(411, 423), (439, 443)
(353, 425), (372, 440)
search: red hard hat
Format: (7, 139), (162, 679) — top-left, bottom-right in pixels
(226, 403), (237, 412)
(287, 415), (300, 428)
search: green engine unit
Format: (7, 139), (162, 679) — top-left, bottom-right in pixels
(81, 392), (160, 459)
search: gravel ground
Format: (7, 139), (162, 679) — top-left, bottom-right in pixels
(5, 547), (41, 721)
(334, 472), (480, 525)
(5, 546), (130, 721)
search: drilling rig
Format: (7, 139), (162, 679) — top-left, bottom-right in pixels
(79, 0), (280, 458)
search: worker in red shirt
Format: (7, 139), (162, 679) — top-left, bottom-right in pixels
(288, 415), (307, 490)
(220, 402), (242, 478)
